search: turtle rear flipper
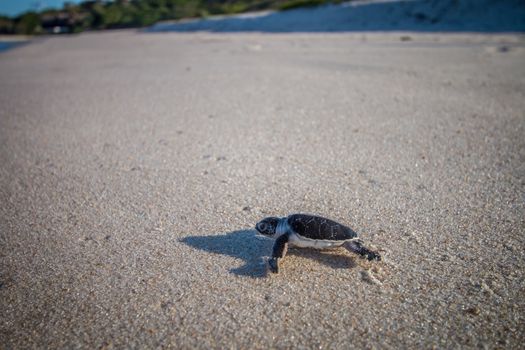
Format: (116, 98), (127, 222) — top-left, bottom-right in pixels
(343, 240), (381, 261)
(269, 232), (290, 273)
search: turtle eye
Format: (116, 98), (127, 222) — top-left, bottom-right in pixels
(257, 222), (267, 232)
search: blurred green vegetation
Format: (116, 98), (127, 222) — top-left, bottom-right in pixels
(277, 0), (342, 11)
(0, 0), (341, 35)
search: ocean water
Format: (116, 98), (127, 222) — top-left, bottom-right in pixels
(0, 41), (24, 53)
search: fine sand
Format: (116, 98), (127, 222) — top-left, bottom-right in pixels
(1, 27), (524, 348)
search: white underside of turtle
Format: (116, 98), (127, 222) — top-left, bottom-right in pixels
(288, 232), (350, 249)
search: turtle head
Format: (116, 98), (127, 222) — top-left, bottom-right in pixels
(255, 217), (280, 237)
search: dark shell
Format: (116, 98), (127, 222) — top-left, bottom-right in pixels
(287, 214), (358, 241)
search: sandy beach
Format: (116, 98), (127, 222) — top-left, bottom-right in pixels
(1, 3), (524, 348)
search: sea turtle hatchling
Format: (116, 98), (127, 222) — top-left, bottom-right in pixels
(255, 214), (381, 273)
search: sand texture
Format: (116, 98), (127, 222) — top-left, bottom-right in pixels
(1, 29), (524, 348)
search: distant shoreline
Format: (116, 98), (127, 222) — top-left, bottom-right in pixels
(0, 36), (29, 53)
(0, 35), (30, 41)
(2, 0), (525, 36)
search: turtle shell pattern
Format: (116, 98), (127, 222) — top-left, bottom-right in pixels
(287, 214), (358, 241)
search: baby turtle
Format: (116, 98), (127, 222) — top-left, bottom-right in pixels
(255, 214), (381, 273)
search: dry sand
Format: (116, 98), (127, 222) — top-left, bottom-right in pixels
(0, 30), (524, 348)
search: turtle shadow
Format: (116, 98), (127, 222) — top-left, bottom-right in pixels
(180, 229), (272, 278)
(288, 248), (357, 270)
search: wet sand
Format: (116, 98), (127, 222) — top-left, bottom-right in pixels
(1, 30), (524, 348)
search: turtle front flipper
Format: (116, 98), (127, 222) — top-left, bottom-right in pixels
(344, 240), (381, 261)
(269, 232), (290, 273)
